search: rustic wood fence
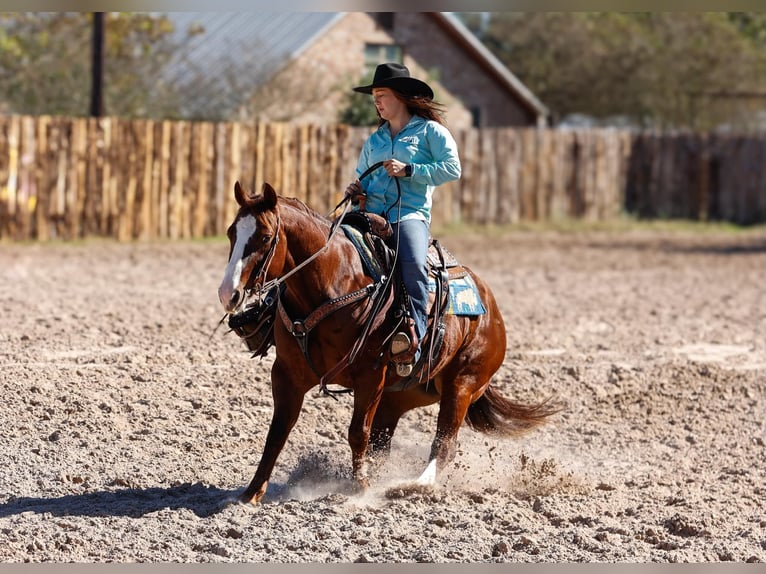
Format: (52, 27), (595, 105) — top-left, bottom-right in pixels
(0, 115), (764, 241)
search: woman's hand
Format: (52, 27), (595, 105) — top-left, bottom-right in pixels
(384, 159), (408, 177)
(344, 180), (365, 204)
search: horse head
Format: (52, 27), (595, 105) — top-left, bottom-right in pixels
(218, 181), (281, 314)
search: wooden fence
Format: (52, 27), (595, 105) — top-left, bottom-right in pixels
(0, 115), (764, 241)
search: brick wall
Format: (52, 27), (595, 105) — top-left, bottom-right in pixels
(393, 13), (535, 128)
(249, 13), (538, 129)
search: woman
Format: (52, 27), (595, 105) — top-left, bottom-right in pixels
(345, 62), (461, 377)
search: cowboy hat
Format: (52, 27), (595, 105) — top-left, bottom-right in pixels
(352, 62), (434, 99)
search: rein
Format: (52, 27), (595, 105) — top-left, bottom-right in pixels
(251, 200), (351, 302)
(248, 160), (385, 303)
(236, 161), (399, 399)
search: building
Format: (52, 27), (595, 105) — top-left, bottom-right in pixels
(165, 12), (548, 128)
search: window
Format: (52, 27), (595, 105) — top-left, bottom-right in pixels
(364, 44), (402, 76)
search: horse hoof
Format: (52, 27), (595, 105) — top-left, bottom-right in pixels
(240, 498), (257, 507)
(240, 482), (268, 505)
(350, 477), (370, 495)
(239, 493), (259, 506)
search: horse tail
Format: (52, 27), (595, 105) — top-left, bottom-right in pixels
(464, 385), (561, 437)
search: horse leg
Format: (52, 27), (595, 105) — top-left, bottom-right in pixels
(347, 381), (385, 491)
(241, 365), (305, 505)
(415, 281), (507, 486)
(368, 410), (400, 459)
(417, 379), (476, 486)
(369, 385), (440, 460)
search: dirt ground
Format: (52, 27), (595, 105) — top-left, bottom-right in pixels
(0, 224), (763, 563)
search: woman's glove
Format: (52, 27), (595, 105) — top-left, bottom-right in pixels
(344, 180), (366, 207)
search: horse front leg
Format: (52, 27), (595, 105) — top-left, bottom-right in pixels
(241, 364), (305, 505)
(347, 380), (384, 492)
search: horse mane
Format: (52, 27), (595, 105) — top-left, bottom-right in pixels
(278, 196), (330, 223)
(241, 186), (330, 227)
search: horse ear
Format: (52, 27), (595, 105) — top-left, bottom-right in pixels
(262, 183), (278, 209)
(234, 181), (248, 207)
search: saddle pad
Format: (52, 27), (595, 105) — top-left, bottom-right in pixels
(428, 273), (487, 316)
(342, 224), (384, 282)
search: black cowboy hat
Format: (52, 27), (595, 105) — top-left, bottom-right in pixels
(352, 62), (434, 99)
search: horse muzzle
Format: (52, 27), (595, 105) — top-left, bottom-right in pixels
(218, 282), (244, 314)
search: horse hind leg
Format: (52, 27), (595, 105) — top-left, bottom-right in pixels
(419, 378), (560, 487)
(369, 385), (440, 470)
(417, 380), (475, 486)
(417, 322), (507, 485)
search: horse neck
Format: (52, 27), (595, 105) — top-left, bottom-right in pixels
(278, 199), (331, 264)
(277, 200), (357, 307)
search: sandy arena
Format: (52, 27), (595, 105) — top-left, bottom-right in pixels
(0, 225), (763, 563)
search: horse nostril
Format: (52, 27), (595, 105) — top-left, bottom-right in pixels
(229, 290), (241, 308)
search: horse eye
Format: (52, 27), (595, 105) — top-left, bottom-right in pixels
(262, 234), (272, 244)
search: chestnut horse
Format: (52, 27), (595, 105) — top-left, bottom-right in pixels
(218, 181), (557, 504)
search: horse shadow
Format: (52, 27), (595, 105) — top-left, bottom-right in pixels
(0, 453), (384, 519)
(0, 482), (241, 519)
(0, 463), (356, 519)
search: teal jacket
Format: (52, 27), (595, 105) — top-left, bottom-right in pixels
(355, 115), (461, 223)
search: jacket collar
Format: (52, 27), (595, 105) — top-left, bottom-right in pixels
(380, 115), (426, 139)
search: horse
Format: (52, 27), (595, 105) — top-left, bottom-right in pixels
(217, 180), (558, 504)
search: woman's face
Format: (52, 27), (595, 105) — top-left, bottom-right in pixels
(372, 88), (406, 121)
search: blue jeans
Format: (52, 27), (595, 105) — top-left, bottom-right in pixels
(389, 219), (430, 351)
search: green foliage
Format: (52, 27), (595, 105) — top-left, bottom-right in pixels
(0, 12), (187, 118)
(461, 12), (766, 131)
(727, 12), (766, 47)
(338, 89), (379, 126)
(337, 71), (379, 126)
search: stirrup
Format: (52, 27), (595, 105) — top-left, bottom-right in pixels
(390, 332), (412, 356)
(395, 361), (414, 377)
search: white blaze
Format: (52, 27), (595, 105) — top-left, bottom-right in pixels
(218, 214), (257, 311)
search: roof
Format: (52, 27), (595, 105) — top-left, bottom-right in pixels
(432, 13), (549, 122)
(162, 12), (547, 122)
(163, 12), (340, 118)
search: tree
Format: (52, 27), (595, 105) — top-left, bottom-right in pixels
(727, 12), (766, 47)
(0, 12), (191, 118)
(338, 71), (379, 126)
(461, 12), (766, 131)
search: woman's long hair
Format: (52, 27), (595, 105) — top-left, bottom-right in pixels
(377, 90), (448, 127)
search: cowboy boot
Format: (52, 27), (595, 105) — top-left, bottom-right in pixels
(390, 318), (418, 377)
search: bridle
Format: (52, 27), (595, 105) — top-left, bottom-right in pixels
(245, 212), (281, 304)
(241, 201), (351, 310)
